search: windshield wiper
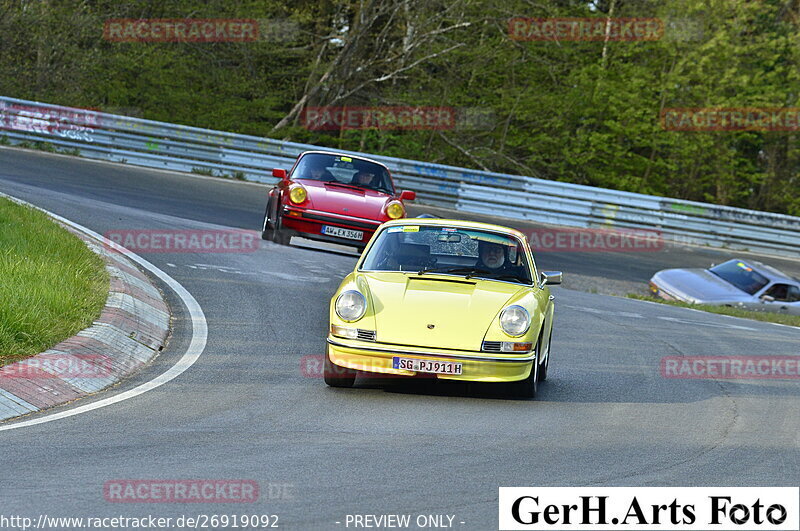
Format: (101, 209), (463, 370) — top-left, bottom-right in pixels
(324, 181), (393, 195)
(484, 273), (530, 284)
(417, 266), (489, 278)
(464, 268), (493, 279)
(416, 266), (529, 284)
(324, 182), (364, 191)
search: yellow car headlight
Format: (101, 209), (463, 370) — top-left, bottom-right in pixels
(335, 290), (366, 322)
(499, 305), (530, 337)
(386, 201), (405, 219)
(289, 186), (307, 204)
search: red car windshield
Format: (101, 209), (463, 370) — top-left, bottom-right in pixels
(292, 153), (394, 195)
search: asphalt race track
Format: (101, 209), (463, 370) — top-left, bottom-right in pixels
(1, 147), (798, 530)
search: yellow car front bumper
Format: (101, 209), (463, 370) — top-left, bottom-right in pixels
(327, 336), (536, 382)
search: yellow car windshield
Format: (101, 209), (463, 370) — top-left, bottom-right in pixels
(361, 225), (533, 285)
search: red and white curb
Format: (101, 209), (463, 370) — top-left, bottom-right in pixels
(0, 224), (170, 422)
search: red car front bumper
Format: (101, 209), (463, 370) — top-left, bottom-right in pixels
(280, 206), (383, 246)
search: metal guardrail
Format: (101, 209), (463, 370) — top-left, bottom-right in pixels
(1, 95), (799, 257)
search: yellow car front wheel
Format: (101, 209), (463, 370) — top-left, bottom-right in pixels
(537, 329), (552, 383)
(506, 335), (542, 398)
(324, 349), (357, 388)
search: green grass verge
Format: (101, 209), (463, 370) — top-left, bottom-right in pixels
(627, 294), (800, 328)
(0, 198), (108, 366)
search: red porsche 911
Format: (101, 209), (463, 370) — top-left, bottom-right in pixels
(261, 151), (416, 250)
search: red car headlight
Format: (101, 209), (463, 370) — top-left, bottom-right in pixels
(289, 185), (307, 204)
(385, 201), (405, 219)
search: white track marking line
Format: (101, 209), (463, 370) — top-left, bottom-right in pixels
(563, 302), (757, 330)
(0, 193), (208, 431)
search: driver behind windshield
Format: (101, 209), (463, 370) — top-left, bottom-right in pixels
(478, 240), (506, 270)
(476, 240), (528, 282)
(303, 158), (336, 181)
(352, 170), (376, 187)
(350, 163), (393, 193)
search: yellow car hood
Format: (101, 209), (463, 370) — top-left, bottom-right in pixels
(362, 272), (525, 351)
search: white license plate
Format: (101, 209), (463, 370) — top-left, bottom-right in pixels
(392, 357), (463, 375)
(322, 225), (363, 241)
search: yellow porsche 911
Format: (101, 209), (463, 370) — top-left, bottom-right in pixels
(324, 218), (561, 398)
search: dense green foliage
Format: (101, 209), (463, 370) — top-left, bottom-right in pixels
(1, 0), (798, 214)
(0, 198), (108, 364)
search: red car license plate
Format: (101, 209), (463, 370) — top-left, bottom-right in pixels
(322, 225), (363, 240)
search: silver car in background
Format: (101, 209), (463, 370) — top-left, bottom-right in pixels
(649, 258), (800, 315)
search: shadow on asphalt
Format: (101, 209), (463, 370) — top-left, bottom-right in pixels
(339, 372), (800, 404)
(288, 238), (361, 260)
(355, 376), (534, 401)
